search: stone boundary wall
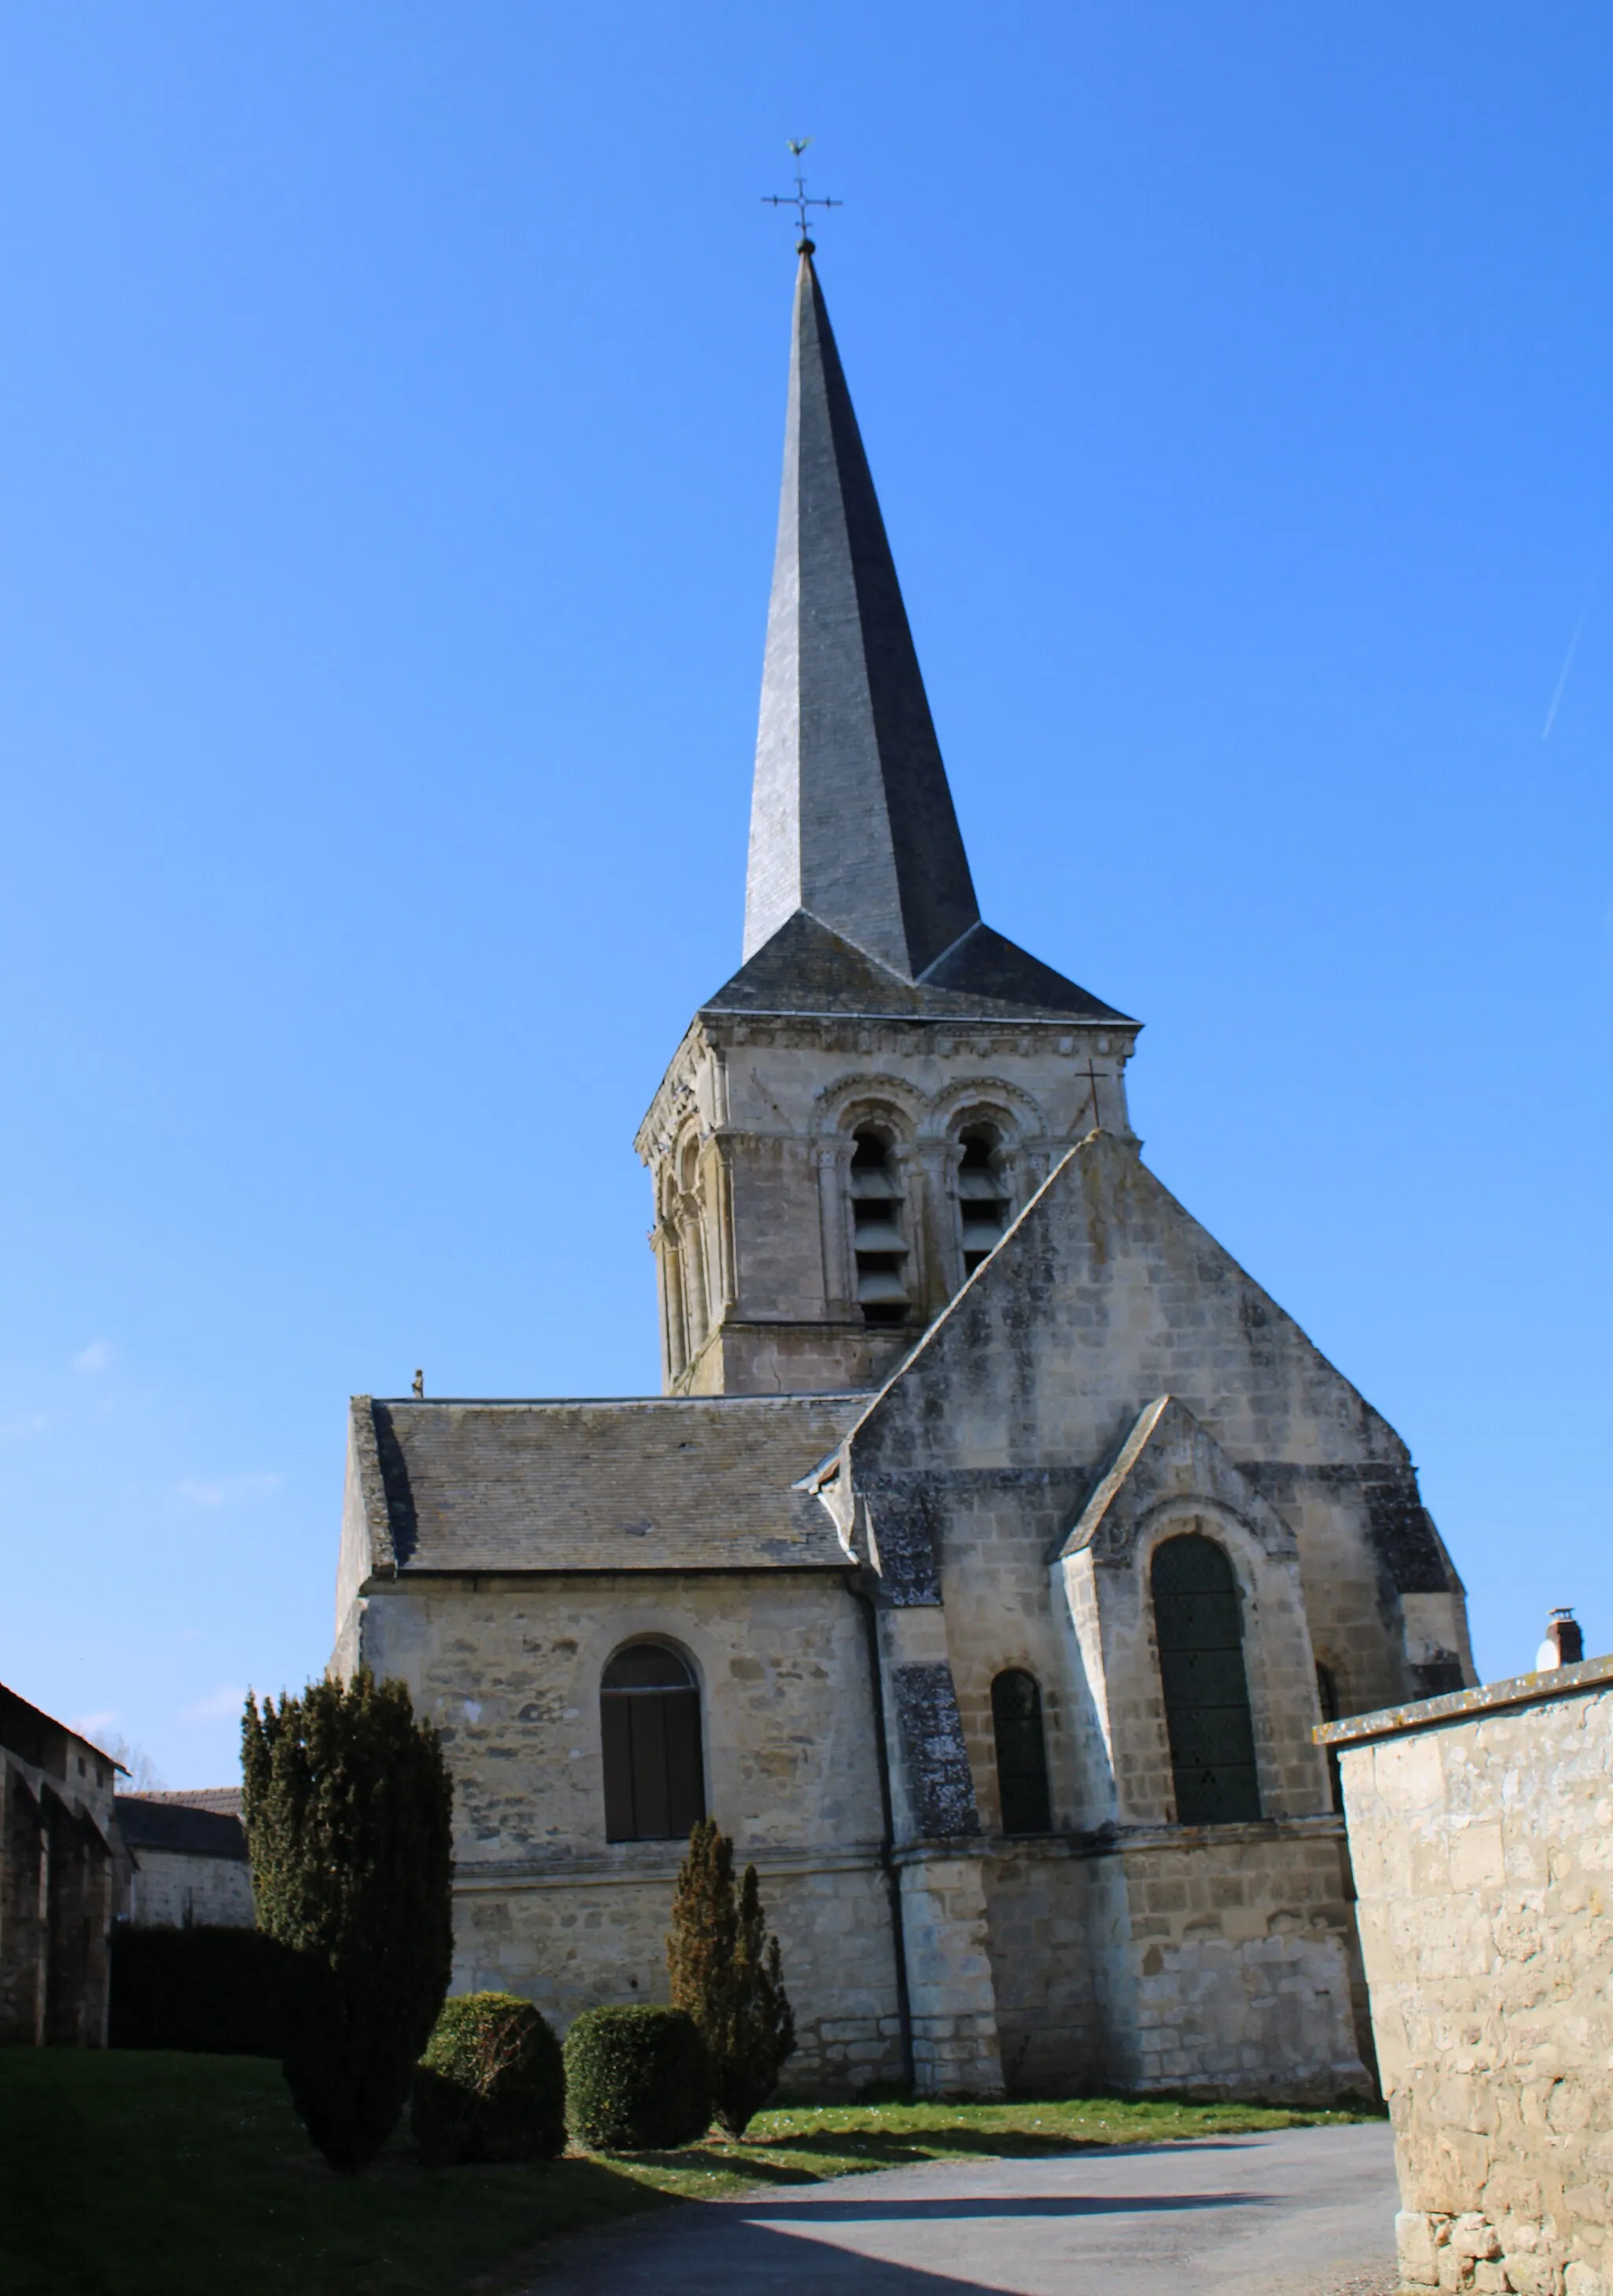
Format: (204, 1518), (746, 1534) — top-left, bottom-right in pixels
(124, 1846), (255, 1931)
(1322, 1656), (1613, 2296)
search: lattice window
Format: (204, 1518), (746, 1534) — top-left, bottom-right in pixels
(991, 1669), (1052, 1835)
(1151, 1534), (1262, 1825)
(600, 1644), (705, 1842)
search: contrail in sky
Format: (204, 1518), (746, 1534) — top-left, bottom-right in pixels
(1541, 572), (1599, 739)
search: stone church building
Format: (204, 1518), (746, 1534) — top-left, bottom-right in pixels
(333, 246), (1474, 2101)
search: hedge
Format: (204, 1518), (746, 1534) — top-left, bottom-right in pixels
(412, 1993), (566, 2165)
(563, 2005), (710, 2151)
(109, 1924), (290, 2057)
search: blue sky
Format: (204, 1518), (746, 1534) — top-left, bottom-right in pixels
(2, 5), (1608, 1787)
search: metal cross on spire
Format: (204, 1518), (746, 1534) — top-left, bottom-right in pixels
(762, 137), (842, 252)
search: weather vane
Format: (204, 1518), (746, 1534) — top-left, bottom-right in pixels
(762, 137), (842, 251)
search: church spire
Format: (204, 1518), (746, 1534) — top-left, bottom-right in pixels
(743, 250), (981, 980)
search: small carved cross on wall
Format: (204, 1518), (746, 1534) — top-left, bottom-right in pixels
(1083, 1057), (1105, 1133)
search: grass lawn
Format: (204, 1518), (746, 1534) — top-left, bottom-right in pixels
(0, 2049), (1382, 2296)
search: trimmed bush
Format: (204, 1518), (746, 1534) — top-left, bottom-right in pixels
(666, 1818), (795, 2136)
(241, 1671), (454, 2174)
(109, 1924), (291, 2057)
(411, 1993), (566, 2165)
(563, 2005), (710, 2151)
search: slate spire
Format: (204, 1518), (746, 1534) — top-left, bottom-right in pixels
(743, 250), (981, 980)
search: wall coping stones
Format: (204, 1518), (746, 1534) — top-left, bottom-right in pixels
(1316, 1651), (1613, 1748)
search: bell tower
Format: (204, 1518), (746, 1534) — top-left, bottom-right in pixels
(635, 248), (1140, 1395)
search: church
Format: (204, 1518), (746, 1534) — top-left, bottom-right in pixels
(332, 243), (1475, 2102)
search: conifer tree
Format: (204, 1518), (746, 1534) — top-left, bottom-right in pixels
(242, 1670), (454, 2173)
(666, 1816), (795, 2137)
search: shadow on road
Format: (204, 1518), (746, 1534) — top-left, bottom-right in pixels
(620, 2128), (1278, 2186)
(729, 2190), (1271, 2224)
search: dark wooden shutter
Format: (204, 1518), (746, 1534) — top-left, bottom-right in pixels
(1151, 1534), (1261, 1825)
(662, 1691), (705, 1839)
(601, 1692), (636, 1841)
(600, 1645), (706, 1842)
(991, 1669), (1052, 1835)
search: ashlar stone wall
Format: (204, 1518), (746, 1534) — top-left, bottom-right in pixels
(1326, 1659), (1613, 2296)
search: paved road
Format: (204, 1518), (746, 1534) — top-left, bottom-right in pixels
(517, 2122), (1399, 2296)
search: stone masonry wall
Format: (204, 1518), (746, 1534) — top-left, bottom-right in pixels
(1, 1712), (117, 2049)
(637, 1010), (1138, 1397)
(1103, 1827), (1370, 2101)
(983, 1851), (1105, 2092)
(354, 1571), (904, 2090)
(455, 1851), (905, 2096)
(1327, 1662), (1613, 2296)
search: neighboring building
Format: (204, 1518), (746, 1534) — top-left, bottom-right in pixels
(332, 245), (1475, 2101)
(1321, 1642), (1613, 2296)
(0, 1683), (118, 2046)
(113, 1791), (253, 1930)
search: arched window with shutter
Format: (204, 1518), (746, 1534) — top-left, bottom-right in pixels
(599, 1644), (706, 1842)
(1151, 1534), (1262, 1825)
(991, 1668), (1052, 1835)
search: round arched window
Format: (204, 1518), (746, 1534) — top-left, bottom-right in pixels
(599, 1644), (705, 1842)
(991, 1669), (1052, 1835)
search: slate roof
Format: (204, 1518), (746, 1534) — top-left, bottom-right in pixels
(358, 1395), (863, 1577)
(744, 250), (979, 979)
(116, 1794), (247, 1861)
(706, 911), (1133, 1025)
(735, 251), (1133, 1028)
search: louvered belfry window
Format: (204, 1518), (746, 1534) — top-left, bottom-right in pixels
(1150, 1534), (1262, 1826)
(600, 1644), (706, 1842)
(849, 1128), (910, 1328)
(958, 1125), (1012, 1276)
(991, 1669), (1053, 1835)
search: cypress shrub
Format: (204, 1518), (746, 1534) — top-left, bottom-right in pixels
(241, 1670), (454, 2174)
(563, 2005), (710, 2151)
(109, 1924), (291, 2057)
(666, 1817), (795, 2136)
(412, 1993), (566, 2165)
